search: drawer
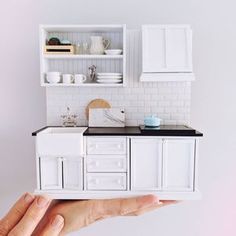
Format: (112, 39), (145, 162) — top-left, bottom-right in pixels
(87, 173), (127, 190)
(87, 137), (126, 155)
(87, 155), (127, 172)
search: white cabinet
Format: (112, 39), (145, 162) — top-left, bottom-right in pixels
(141, 25), (194, 82)
(39, 156), (83, 190)
(163, 139), (195, 191)
(40, 25), (126, 87)
(131, 138), (162, 190)
(63, 157), (83, 190)
(40, 156), (62, 190)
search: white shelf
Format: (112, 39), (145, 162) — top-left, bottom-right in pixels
(43, 54), (123, 60)
(41, 83), (124, 87)
(40, 24), (126, 88)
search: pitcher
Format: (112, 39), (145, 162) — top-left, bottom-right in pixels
(90, 36), (110, 54)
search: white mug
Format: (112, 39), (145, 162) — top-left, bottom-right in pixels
(74, 74), (86, 84)
(62, 74), (74, 84)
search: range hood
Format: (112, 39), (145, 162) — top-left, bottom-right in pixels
(140, 25), (195, 82)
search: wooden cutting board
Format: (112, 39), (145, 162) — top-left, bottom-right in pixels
(85, 99), (111, 119)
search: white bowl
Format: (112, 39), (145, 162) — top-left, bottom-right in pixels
(47, 72), (61, 77)
(105, 49), (122, 55)
(47, 75), (61, 84)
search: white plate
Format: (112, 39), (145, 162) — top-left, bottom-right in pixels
(97, 76), (123, 79)
(97, 79), (122, 83)
(105, 49), (123, 55)
(97, 73), (122, 76)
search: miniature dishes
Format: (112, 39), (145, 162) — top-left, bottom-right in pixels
(105, 49), (123, 55)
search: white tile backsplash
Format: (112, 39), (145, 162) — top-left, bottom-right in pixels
(46, 30), (192, 126)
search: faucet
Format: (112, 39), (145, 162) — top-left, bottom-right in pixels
(88, 65), (96, 81)
(61, 107), (78, 127)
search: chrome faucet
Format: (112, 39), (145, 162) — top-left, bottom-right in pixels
(61, 107), (78, 127)
(88, 65), (97, 81)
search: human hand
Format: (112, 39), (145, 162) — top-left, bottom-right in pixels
(33, 195), (177, 235)
(0, 193), (177, 236)
(0, 193), (64, 236)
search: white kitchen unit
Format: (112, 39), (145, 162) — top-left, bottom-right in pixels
(33, 127), (202, 200)
(40, 25), (126, 87)
(140, 25), (195, 82)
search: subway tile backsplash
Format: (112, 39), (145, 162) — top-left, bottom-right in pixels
(46, 30), (191, 126)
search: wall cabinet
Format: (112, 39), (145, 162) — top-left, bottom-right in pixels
(140, 25), (195, 82)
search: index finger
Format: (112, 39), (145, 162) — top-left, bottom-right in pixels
(0, 192), (35, 235)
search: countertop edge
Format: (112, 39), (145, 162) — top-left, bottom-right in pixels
(32, 126), (203, 137)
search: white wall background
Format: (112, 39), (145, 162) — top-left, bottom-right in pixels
(1, 0), (236, 235)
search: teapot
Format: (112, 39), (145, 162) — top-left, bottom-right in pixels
(90, 36), (110, 55)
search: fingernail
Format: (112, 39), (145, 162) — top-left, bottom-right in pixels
(24, 193), (35, 203)
(51, 215), (64, 228)
(36, 196), (50, 208)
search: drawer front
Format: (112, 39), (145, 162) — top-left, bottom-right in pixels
(87, 173), (127, 190)
(87, 155), (127, 172)
(87, 137), (126, 155)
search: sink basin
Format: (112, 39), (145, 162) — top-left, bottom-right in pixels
(40, 127), (87, 134)
(37, 127), (87, 156)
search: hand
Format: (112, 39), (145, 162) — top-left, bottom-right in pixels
(33, 195), (177, 235)
(0, 193), (177, 236)
(0, 193), (64, 236)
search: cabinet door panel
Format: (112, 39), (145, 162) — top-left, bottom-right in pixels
(163, 139), (195, 191)
(143, 27), (166, 72)
(63, 157), (83, 190)
(131, 138), (162, 190)
(40, 157), (62, 190)
(166, 28), (192, 72)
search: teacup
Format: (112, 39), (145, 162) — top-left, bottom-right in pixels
(62, 74), (74, 84)
(74, 74), (86, 84)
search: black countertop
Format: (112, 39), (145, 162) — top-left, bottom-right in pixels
(32, 126), (203, 137)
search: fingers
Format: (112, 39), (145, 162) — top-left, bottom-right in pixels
(8, 195), (51, 236)
(39, 215), (64, 236)
(0, 192), (35, 235)
(91, 195), (159, 220)
(124, 200), (178, 216)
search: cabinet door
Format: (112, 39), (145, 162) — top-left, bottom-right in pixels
(131, 138), (162, 190)
(163, 139), (195, 191)
(40, 156), (62, 190)
(63, 157), (83, 190)
(142, 25), (192, 73)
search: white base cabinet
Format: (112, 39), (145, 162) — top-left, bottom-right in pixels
(35, 135), (201, 200)
(40, 156), (63, 190)
(163, 139), (195, 191)
(39, 156), (83, 191)
(131, 138), (162, 190)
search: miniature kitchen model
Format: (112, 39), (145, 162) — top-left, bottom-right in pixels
(33, 24), (203, 200)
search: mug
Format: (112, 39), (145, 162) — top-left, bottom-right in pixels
(74, 74), (86, 84)
(62, 74), (74, 84)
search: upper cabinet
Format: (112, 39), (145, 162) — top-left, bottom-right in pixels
(140, 25), (195, 82)
(39, 25), (126, 87)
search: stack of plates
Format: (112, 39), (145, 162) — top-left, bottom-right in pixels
(96, 73), (123, 84)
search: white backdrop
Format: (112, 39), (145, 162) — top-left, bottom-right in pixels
(0, 0), (236, 235)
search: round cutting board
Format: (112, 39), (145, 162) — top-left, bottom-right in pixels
(86, 99), (111, 119)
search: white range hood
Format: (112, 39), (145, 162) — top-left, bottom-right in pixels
(140, 24), (195, 82)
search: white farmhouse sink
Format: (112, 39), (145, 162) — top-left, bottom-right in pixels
(36, 127), (87, 156)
